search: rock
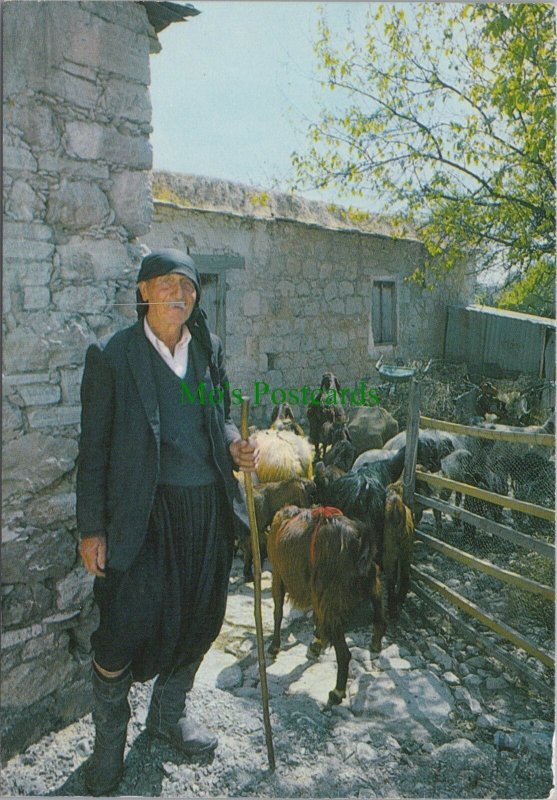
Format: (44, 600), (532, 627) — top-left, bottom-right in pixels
(379, 656), (413, 670)
(433, 738), (489, 766)
(108, 170), (152, 235)
(46, 179), (110, 229)
(26, 492), (76, 528)
(63, 121), (151, 169)
(216, 665), (243, 691)
(494, 731), (522, 751)
(355, 742), (379, 765)
(23, 286), (50, 310)
(52, 285), (107, 313)
(442, 671), (460, 685)
(485, 676), (508, 691)
(3, 331), (50, 374)
(57, 237), (134, 281)
(1, 583), (54, 628)
(75, 737), (92, 757)
(2, 528), (76, 583)
(463, 673), (483, 687)
(196, 649), (240, 689)
(2, 650), (75, 709)
(477, 714), (499, 729)
(3, 146), (37, 172)
(102, 77), (152, 123)
(288, 660), (339, 705)
(351, 669), (454, 722)
(427, 642), (453, 671)
(17, 384), (60, 406)
(8, 180), (45, 222)
(55, 568), (94, 611)
(467, 697), (482, 715)
(379, 643), (400, 659)
(27, 406), (81, 429)
(521, 732), (552, 757)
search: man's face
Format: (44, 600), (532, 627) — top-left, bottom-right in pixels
(139, 273), (197, 329)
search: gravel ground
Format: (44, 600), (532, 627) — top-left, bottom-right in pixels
(1, 550), (554, 799)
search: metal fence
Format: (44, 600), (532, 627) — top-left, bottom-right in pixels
(402, 381), (555, 698)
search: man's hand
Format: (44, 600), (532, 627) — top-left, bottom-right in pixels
(229, 436), (260, 472)
(79, 535), (107, 577)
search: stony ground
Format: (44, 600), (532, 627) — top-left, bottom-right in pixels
(1, 543), (554, 799)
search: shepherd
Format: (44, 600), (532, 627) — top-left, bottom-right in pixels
(77, 248), (259, 796)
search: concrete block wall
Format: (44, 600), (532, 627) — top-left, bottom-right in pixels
(2, 1), (155, 758)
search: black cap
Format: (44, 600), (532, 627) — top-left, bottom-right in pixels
(137, 248), (201, 298)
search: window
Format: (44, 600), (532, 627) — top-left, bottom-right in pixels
(371, 281), (397, 345)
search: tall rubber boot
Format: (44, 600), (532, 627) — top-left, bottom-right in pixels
(146, 658), (217, 755)
(84, 665), (132, 796)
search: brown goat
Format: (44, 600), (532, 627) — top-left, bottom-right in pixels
(267, 505), (386, 706)
(240, 478), (316, 582)
(383, 483), (415, 618)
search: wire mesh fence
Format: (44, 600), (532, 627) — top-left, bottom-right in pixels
(408, 410), (555, 694)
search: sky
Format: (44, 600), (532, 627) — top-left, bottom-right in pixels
(150, 2), (374, 209)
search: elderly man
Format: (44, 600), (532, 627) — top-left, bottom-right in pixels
(77, 249), (257, 796)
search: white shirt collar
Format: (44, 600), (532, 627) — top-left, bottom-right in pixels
(143, 317), (191, 379)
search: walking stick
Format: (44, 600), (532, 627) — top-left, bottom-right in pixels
(240, 397), (276, 772)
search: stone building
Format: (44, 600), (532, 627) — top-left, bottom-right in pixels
(1, 0), (474, 760)
(2, 0), (197, 758)
(145, 172), (475, 424)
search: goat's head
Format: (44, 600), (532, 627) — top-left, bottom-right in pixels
(320, 372), (341, 394)
(271, 402), (296, 425)
(417, 437), (441, 473)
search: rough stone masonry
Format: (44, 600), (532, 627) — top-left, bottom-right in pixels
(1, 0), (475, 762)
(2, 1), (158, 758)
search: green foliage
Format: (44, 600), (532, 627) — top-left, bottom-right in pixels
(292, 4), (555, 299)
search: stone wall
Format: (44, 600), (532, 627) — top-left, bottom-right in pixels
(146, 173), (475, 426)
(2, 1), (156, 758)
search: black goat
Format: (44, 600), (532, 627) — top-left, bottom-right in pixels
(307, 372), (347, 460)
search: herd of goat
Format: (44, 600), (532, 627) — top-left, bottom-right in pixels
(235, 373), (555, 707)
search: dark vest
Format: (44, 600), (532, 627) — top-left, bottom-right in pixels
(149, 342), (219, 487)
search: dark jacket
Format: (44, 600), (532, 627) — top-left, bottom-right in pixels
(76, 320), (247, 571)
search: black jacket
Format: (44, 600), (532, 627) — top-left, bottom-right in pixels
(76, 320), (247, 570)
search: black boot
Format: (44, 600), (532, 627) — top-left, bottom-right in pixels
(146, 659), (217, 755)
(85, 665), (132, 796)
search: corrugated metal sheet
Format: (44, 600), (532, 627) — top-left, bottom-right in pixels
(444, 305), (554, 377)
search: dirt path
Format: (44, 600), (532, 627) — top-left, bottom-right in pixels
(1, 557), (553, 798)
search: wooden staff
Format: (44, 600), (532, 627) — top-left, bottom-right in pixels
(240, 397), (276, 772)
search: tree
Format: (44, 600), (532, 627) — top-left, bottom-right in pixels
(292, 4), (555, 316)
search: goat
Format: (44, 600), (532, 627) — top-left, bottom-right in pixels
(239, 477), (316, 581)
(353, 446), (407, 487)
(267, 505), (386, 706)
(307, 372), (347, 460)
(384, 429), (458, 467)
(462, 467), (507, 538)
(355, 438), (442, 476)
(430, 448), (474, 531)
(383, 483), (415, 618)
(249, 427), (314, 484)
(323, 421), (356, 472)
(270, 402), (305, 436)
